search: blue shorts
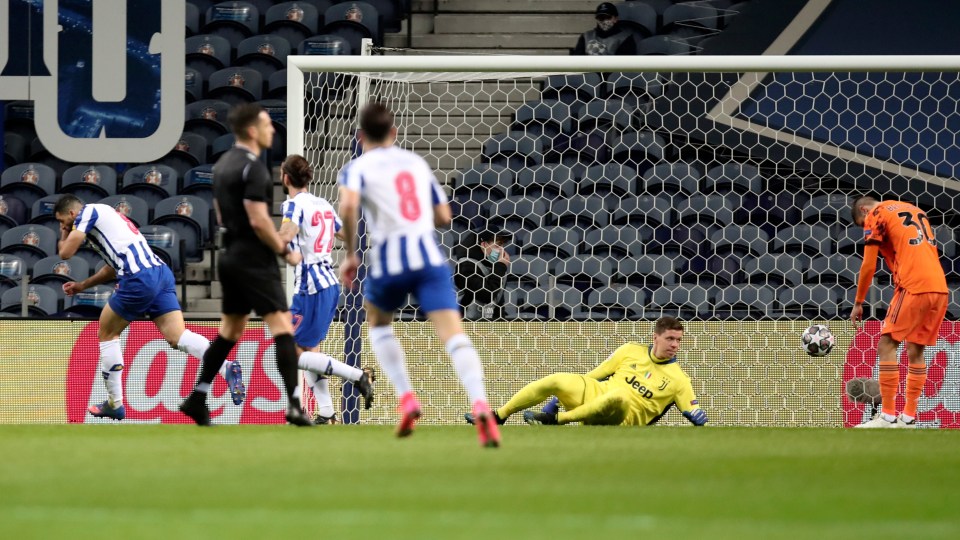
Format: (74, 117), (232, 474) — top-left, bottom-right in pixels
(291, 285), (340, 349)
(109, 265), (181, 322)
(364, 264), (460, 314)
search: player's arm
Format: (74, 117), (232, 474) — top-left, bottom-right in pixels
(851, 242), (880, 327)
(675, 378), (708, 426)
(278, 200), (300, 245)
(584, 344), (631, 380)
(338, 187), (360, 254)
(63, 264), (116, 296)
(59, 205), (97, 259)
(430, 170), (451, 228)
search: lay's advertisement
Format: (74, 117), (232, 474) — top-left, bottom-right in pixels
(0, 319), (958, 427)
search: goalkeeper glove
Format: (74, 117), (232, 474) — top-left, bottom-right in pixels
(683, 409), (708, 426)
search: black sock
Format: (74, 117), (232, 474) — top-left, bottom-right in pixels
(274, 333), (299, 401)
(197, 335), (236, 388)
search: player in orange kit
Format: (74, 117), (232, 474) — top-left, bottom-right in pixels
(849, 196), (949, 428)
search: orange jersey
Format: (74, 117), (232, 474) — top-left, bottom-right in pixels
(862, 200), (947, 294)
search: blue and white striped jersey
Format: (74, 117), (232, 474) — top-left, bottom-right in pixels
(282, 192), (341, 294)
(73, 203), (165, 277)
(337, 146), (448, 279)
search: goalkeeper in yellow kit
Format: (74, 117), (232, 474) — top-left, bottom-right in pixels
(467, 316), (708, 426)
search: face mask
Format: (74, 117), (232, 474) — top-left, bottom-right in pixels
(597, 19), (615, 32)
(487, 248), (501, 263)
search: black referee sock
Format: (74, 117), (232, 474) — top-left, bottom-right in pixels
(197, 335), (236, 388)
(274, 333), (300, 401)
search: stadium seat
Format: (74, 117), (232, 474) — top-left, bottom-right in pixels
(0, 195), (28, 235)
(182, 165), (215, 206)
(152, 195), (211, 262)
(482, 197), (548, 230)
(0, 224), (56, 268)
(744, 191), (808, 229)
(361, 0), (403, 34)
(556, 129), (611, 167)
(649, 284), (712, 319)
(322, 1), (380, 51)
(210, 134), (237, 162)
(613, 129), (669, 169)
(186, 1), (201, 36)
(551, 256), (613, 292)
(513, 287), (549, 320)
(185, 100), (231, 142)
(140, 225), (183, 274)
(27, 138), (71, 179)
(297, 33), (352, 55)
(185, 68), (203, 103)
(542, 73), (606, 104)
(654, 223), (716, 259)
(267, 69), (288, 99)
(202, 2), (259, 49)
(677, 194), (735, 227)
(185, 34), (231, 81)
(120, 165), (176, 209)
(936, 227), (958, 258)
(1, 284), (58, 316)
(638, 161), (700, 195)
(4, 101), (37, 143)
(579, 164), (637, 197)
(663, 2), (720, 33)
(99, 195), (151, 230)
(802, 194), (852, 226)
(235, 35), (291, 79)
(636, 35), (693, 55)
(582, 225), (652, 258)
(28, 195), (64, 237)
(513, 164), (576, 198)
(513, 99), (575, 138)
(778, 285), (842, 319)
(154, 133), (208, 178)
(617, 1), (658, 38)
(0, 254), (25, 297)
(521, 227), (582, 259)
(608, 72), (665, 102)
(772, 224), (832, 257)
(264, 2), (321, 47)
(1, 163), (56, 212)
(834, 226), (860, 256)
(553, 284), (586, 320)
(713, 284), (776, 320)
(4, 132), (26, 167)
(33, 255), (91, 284)
(207, 67), (263, 105)
(614, 254), (676, 288)
(584, 286), (646, 320)
(709, 225), (770, 258)
(744, 254), (808, 288)
(611, 194), (673, 227)
(551, 196), (610, 228)
(59, 164), (117, 202)
(63, 284), (113, 317)
(482, 132), (545, 170)
(453, 164), (513, 200)
(805, 254), (858, 287)
(505, 256), (551, 289)
(705, 255), (749, 287)
(704, 162), (764, 194)
(574, 98), (635, 133)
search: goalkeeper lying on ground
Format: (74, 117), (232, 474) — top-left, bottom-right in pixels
(466, 316), (708, 427)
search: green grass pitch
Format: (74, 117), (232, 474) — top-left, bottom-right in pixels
(1, 425), (959, 539)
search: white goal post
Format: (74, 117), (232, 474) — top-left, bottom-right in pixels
(284, 54), (960, 428)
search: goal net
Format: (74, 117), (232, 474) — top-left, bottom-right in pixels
(287, 54), (960, 428)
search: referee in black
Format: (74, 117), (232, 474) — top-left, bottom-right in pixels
(179, 103), (312, 426)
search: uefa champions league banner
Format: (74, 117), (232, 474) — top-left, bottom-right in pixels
(843, 321), (960, 428)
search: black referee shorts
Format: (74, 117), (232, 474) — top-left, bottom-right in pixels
(219, 260), (288, 317)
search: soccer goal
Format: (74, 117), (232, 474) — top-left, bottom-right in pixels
(287, 52), (960, 428)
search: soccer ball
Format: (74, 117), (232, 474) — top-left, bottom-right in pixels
(801, 324), (835, 357)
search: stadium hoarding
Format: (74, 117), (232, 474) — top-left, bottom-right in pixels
(0, 319), (955, 427)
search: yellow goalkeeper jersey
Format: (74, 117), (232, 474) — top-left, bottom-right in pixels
(586, 342), (701, 426)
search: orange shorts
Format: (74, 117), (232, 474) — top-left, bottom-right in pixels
(882, 289), (948, 346)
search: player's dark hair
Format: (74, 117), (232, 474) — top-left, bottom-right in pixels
(654, 316), (684, 335)
(849, 195), (878, 223)
(227, 103), (265, 139)
(359, 102), (394, 143)
(281, 154), (313, 188)
(54, 194), (83, 215)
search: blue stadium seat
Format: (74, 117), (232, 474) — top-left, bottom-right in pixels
(100, 195), (151, 229)
(207, 67), (263, 105)
(556, 129), (611, 168)
(704, 255), (749, 287)
(802, 194), (852, 226)
(60, 165), (117, 202)
(579, 164), (637, 197)
(704, 162), (764, 194)
(152, 195), (211, 262)
(521, 227), (581, 259)
(1, 284), (58, 316)
(26, 138), (71, 179)
(551, 195), (610, 228)
(505, 256), (552, 289)
(63, 284), (113, 318)
(0, 195), (28, 234)
(210, 134), (237, 162)
(202, 2), (259, 49)
(235, 35), (291, 79)
(649, 284), (712, 319)
(513, 99), (575, 138)
(154, 133), (208, 178)
(185, 68), (203, 103)
(608, 72), (665, 102)
(33, 255), (90, 284)
(4, 101), (36, 143)
(361, 0), (404, 33)
(185, 99), (231, 142)
(610, 130), (666, 168)
(709, 225), (770, 258)
(28, 195), (63, 237)
(182, 165), (215, 206)
(614, 254), (676, 288)
(453, 164), (513, 200)
(482, 197), (548, 230)
(677, 194), (735, 227)
(617, 1), (658, 38)
(186, 2), (201, 36)
(140, 225), (183, 274)
(584, 286), (647, 320)
(1, 163), (56, 212)
(514, 164), (576, 198)
(551, 256), (613, 292)
(267, 69), (288, 99)
(322, 1), (380, 51)
(0, 254), (26, 297)
(636, 36), (693, 55)
(265, 2), (321, 46)
(744, 254), (808, 288)
(575, 99), (635, 133)
(713, 284), (775, 320)
(806, 254), (858, 287)
(4, 132), (26, 167)
(778, 285), (841, 319)
(744, 191), (808, 228)
(638, 161), (700, 195)
(772, 224), (832, 257)
(611, 194), (673, 227)
(185, 34), (231, 81)
(542, 73), (606, 104)
(298, 33), (352, 55)
(654, 223), (716, 258)
(120, 165), (176, 209)
(582, 225), (652, 258)
(482, 132), (545, 170)
(0, 224), (56, 268)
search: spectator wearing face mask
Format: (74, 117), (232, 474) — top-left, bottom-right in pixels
(453, 229), (511, 320)
(572, 2), (637, 56)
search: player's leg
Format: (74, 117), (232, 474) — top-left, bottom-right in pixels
(498, 374), (599, 420)
(302, 368), (336, 423)
(900, 292), (948, 426)
(557, 387), (631, 426)
(88, 303), (131, 420)
(262, 309), (313, 426)
(365, 301), (420, 436)
(180, 312), (248, 425)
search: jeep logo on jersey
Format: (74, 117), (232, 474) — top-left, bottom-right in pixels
(623, 375), (654, 399)
(0, 0), (184, 163)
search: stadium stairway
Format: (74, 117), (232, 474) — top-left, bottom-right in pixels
(389, 0), (600, 55)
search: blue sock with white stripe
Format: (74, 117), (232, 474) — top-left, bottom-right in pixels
(298, 351), (363, 381)
(369, 325), (412, 396)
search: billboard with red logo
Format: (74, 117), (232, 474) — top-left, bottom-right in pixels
(844, 321), (960, 428)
